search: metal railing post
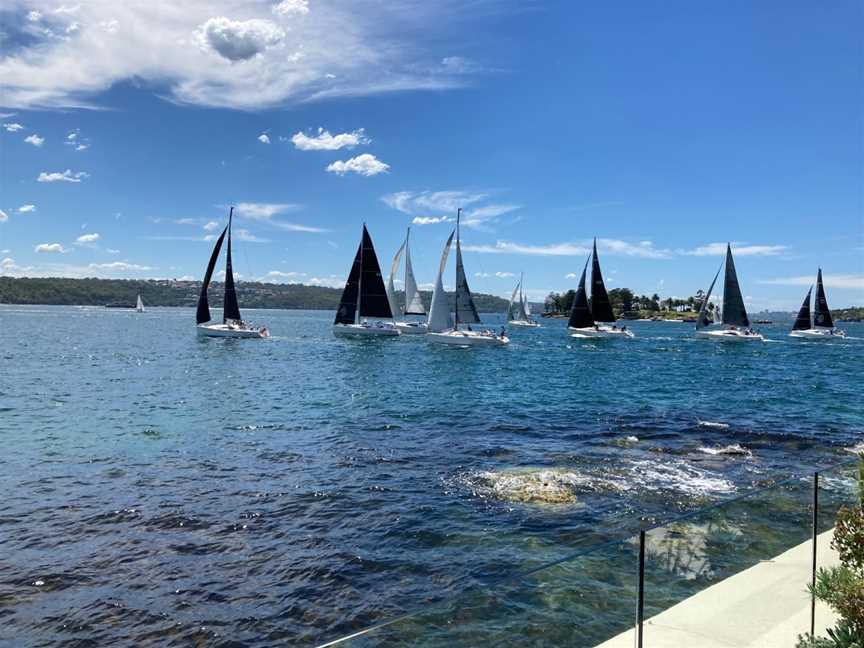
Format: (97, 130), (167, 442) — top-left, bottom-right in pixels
(637, 529), (645, 648)
(811, 471), (819, 638)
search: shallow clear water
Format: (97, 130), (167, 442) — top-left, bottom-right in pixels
(1, 306), (862, 646)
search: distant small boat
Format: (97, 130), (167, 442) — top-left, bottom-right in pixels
(789, 269), (845, 339)
(196, 207), (269, 339)
(333, 224), (399, 337)
(568, 239), (634, 338)
(695, 244), (763, 342)
(386, 227), (428, 335)
(135, 294), (144, 313)
(427, 209), (509, 346)
(507, 273), (540, 328)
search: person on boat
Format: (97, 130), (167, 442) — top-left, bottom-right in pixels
(500, 326), (506, 338)
(621, 325), (627, 332)
(594, 325), (600, 331)
(467, 325), (473, 331)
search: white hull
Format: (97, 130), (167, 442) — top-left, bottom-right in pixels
(427, 329), (510, 346)
(333, 322), (400, 337)
(508, 319), (541, 328)
(789, 328), (845, 339)
(196, 323), (269, 339)
(569, 325), (634, 339)
(696, 328), (764, 342)
(395, 321), (428, 335)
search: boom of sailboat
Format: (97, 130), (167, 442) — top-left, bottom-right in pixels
(193, 208), (848, 344)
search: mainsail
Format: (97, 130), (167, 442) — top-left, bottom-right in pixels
(696, 263), (722, 330)
(567, 259), (594, 329)
(222, 208), (242, 323)
(136, 294), (144, 313)
(793, 286), (813, 331)
(590, 239), (616, 322)
(507, 276), (522, 321)
(385, 237), (407, 319)
(403, 229), (426, 315)
(427, 231), (455, 333)
(721, 244), (749, 327)
(813, 269), (834, 328)
(335, 244), (362, 325)
(454, 210), (481, 327)
(358, 225), (393, 319)
(196, 223), (229, 324)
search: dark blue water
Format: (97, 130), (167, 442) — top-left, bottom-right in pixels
(1, 306), (862, 646)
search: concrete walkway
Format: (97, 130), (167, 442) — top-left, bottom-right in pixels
(595, 529), (839, 648)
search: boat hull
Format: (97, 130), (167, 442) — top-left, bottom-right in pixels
(569, 326), (634, 339)
(508, 320), (541, 328)
(789, 328), (846, 339)
(332, 323), (400, 337)
(427, 330), (509, 346)
(196, 323), (269, 339)
(696, 328), (764, 342)
(395, 321), (428, 335)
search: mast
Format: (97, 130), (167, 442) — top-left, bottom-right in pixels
(222, 207), (242, 323)
(454, 208), (461, 330)
(356, 223), (364, 325)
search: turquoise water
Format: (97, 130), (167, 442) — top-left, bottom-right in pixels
(1, 305), (862, 646)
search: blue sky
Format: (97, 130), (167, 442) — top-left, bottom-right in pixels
(1, 0), (861, 309)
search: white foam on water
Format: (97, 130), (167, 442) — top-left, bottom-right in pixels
(626, 459), (736, 496)
(698, 444), (752, 458)
(697, 420), (730, 429)
(845, 442), (864, 454)
(458, 468), (626, 505)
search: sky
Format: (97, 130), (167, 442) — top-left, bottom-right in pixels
(1, 0), (862, 310)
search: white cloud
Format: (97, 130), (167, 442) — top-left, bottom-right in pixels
(3, 123), (24, 132)
(174, 218), (198, 225)
(67, 132), (77, 140)
(203, 220), (220, 231)
(37, 169), (89, 183)
(682, 242), (788, 257)
(412, 216), (452, 225)
(106, 248), (120, 254)
(758, 274), (864, 290)
(24, 133), (45, 146)
(76, 232), (100, 244)
(383, 190), (488, 215)
(89, 261), (153, 271)
(462, 239), (671, 259)
(27, 10), (42, 21)
(308, 275), (344, 288)
(565, 272), (578, 279)
(273, 0), (310, 16)
(197, 17), (286, 62)
(0, 209), (8, 223)
(17, 204), (37, 213)
(35, 242), (66, 253)
(440, 56), (479, 74)
(232, 202), (324, 232)
(265, 270), (306, 281)
(0, 2), (488, 110)
(291, 127), (369, 151)
(234, 228), (268, 243)
(326, 153), (389, 176)
(75, 143), (89, 151)
(494, 271), (515, 278)
(258, 132), (270, 144)
(462, 203), (520, 226)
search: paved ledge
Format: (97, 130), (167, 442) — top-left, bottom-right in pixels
(595, 529), (839, 648)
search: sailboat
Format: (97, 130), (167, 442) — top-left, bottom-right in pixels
(386, 228), (428, 335)
(135, 294), (144, 313)
(695, 244), (763, 342)
(568, 239), (634, 338)
(507, 273), (540, 327)
(196, 207), (269, 339)
(333, 224), (399, 337)
(789, 269), (846, 339)
(426, 209), (509, 346)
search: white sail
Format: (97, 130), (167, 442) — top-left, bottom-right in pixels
(403, 229), (426, 315)
(385, 239), (407, 320)
(507, 277), (521, 320)
(136, 294), (144, 313)
(427, 230), (455, 333)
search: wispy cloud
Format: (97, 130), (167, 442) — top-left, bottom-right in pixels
(758, 274), (864, 290)
(24, 133), (45, 147)
(37, 169), (89, 183)
(35, 242), (66, 253)
(412, 216), (452, 225)
(89, 261), (153, 271)
(3, 123), (24, 132)
(75, 232), (100, 246)
(292, 128), (370, 151)
(681, 242), (788, 257)
(233, 202), (325, 232)
(382, 189), (519, 229)
(462, 238), (671, 259)
(326, 153), (389, 176)
(257, 132), (270, 144)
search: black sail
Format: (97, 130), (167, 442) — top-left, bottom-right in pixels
(697, 263), (722, 329)
(358, 225), (393, 319)
(793, 287), (813, 331)
(222, 209), (242, 323)
(590, 238), (615, 322)
(454, 211), (481, 326)
(568, 259), (594, 329)
(813, 268), (834, 328)
(335, 243), (362, 324)
(721, 244), (750, 327)
(196, 224), (228, 324)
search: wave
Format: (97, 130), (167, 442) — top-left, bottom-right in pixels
(625, 459), (736, 496)
(845, 442), (864, 454)
(697, 420), (730, 430)
(456, 468), (624, 505)
(610, 435), (639, 447)
(698, 444), (752, 458)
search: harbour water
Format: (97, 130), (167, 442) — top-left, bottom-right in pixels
(1, 305), (862, 646)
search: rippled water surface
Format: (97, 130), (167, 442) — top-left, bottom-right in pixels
(1, 306), (862, 646)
